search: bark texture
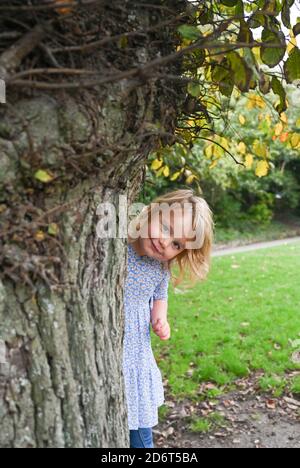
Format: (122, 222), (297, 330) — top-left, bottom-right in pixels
(0, 0), (185, 447)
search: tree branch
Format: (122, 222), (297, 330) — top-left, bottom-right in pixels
(0, 0), (101, 13)
(0, 23), (51, 80)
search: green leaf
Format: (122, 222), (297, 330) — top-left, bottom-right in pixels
(48, 223), (59, 236)
(284, 47), (300, 83)
(237, 19), (254, 44)
(235, 0), (245, 16)
(293, 22), (300, 38)
(212, 60), (234, 97)
(220, 78), (234, 98)
(281, 0), (291, 29)
(170, 171), (182, 181)
(187, 82), (202, 97)
(260, 29), (286, 67)
(220, 0), (239, 6)
(248, 12), (266, 29)
(211, 58), (234, 97)
(34, 169), (54, 183)
(198, 8), (214, 26)
(227, 51), (253, 92)
(271, 76), (287, 113)
(263, 0), (281, 15)
(259, 72), (271, 94)
(177, 25), (201, 41)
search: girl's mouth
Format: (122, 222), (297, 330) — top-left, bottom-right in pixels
(150, 238), (162, 255)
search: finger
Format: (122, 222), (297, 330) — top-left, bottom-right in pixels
(160, 333), (170, 340)
(155, 323), (163, 331)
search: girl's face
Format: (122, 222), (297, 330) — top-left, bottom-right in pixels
(137, 208), (194, 261)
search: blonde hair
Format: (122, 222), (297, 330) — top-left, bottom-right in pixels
(129, 189), (215, 288)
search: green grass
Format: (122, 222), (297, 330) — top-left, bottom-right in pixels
(291, 376), (300, 395)
(189, 418), (212, 434)
(153, 241), (300, 401)
(188, 412), (227, 434)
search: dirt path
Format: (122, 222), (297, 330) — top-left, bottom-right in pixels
(155, 374), (300, 448)
(213, 236), (300, 257)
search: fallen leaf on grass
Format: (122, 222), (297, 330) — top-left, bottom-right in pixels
(291, 351), (300, 364)
(266, 399), (276, 410)
(162, 427), (175, 438)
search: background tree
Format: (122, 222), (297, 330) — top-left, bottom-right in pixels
(0, 0), (299, 448)
(144, 85), (300, 229)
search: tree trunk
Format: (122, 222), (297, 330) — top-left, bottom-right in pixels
(0, 1), (185, 447)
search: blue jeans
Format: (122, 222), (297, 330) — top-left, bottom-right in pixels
(130, 427), (154, 448)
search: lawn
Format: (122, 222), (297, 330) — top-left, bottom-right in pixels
(152, 241), (300, 402)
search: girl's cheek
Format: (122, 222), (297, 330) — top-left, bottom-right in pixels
(149, 223), (160, 239)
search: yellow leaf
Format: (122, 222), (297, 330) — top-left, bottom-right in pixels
(205, 144), (214, 158)
(253, 140), (267, 158)
(35, 230), (46, 242)
(245, 154), (254, 169)
(280, 112), (288, 124)
(239, 115), (246, 125)
(151, 159), (163, 170)
(287, 29), (297, 55)
(48, 223), (59, 236)
(34, 170), (54, 183)
(163, 166), (170, 177)
(204, 67), (212, 81)
(220, 137), (230, 151)
(215, 145), (224, 158)
(247, 94), (266, 110)
(209, 160), (218, 170)
(290, 133), (300, 148)
(274, 122), (284, 136)
(118, 36), (128, 48)
(252, 47), (261, 63)
(54, 0), (74, 14)
(156, 166), (165, 177)
(170, 171), (181, 181)
(237, 142), (247, 155)
(265, 114), (272, 126)
(255, 160), (269, 178)
(186, 174), (197, 184)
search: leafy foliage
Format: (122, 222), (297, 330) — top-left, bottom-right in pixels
(143, 85), (300, 227)
(148, 0), (300, 183)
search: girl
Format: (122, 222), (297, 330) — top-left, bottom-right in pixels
(123, 189), (214, 448)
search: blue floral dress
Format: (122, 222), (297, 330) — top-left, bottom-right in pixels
(122, 242), (171, 430)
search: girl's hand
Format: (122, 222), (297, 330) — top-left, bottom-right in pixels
(152, 318), (171, 340)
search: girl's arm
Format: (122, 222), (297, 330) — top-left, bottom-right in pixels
(151, 299), (170, 340)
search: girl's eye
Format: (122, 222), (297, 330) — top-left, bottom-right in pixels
(172, 241), (181, 250)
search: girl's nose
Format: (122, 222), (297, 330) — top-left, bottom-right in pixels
(159, 236), (171, 250)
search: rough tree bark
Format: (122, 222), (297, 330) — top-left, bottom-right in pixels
(0, 1), (185, 447)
